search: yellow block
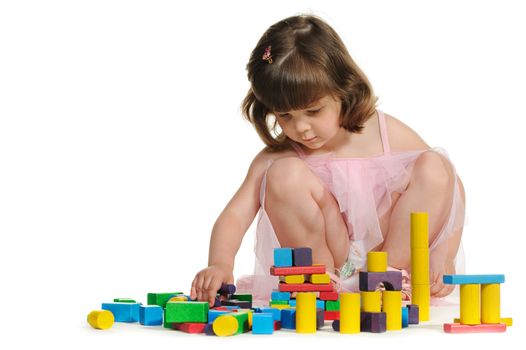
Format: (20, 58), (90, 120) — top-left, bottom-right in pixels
(213, 314), (239, 336)
(410, 212), (429, 249)
(270, 304), (290, 310)
(360, 291), (381, 312)
(382, 291), (402, 330)
(410, 248), (430, 285)
(87, 310), (114, 330)
(339, 292), (360, 334)
(412, 284), (430, 321)
(168, 296), (188, 302)
(310, 273), (330, 284)
(481, 283), (500, 324)
(460, 284), (481, 325)
(296, 292), (317, 333)
(367, 252), (387, 273)
(454, 317), (512, 326)
(281, 274), (305, 284)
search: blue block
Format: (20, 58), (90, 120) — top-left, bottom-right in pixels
(274, 248), (293, 267)
(139, 305), (163, 326)
(222, 305), (240, 310)
(260, 307), (281, 321)
(287, 299), (325, 309)
(281, 308), (296, 329)
(443, 274), (505, 285)
(252, 313), (274, 334)
(102, 302), (140, 322)
(271, 290), (291, 301)
(402, 307), (408, 328)
(208, 309), (230, 323)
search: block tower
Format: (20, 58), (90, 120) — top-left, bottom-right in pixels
(411, 212), (430, 321)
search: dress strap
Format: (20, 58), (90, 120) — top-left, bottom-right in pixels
(377, 110), (391, 155)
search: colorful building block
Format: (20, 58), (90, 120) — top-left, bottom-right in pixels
(443, 274), (505, 285)
(481, 283), (500, 324)
(339, 292), (360, 334)
(87, 310), (114, 330)
(316, 308), (324, 330)
(325, 300), (340, 311)
(271, 265), (325, 276)
(165, 301), (208, 323)
(274, 248), (293, 267)
(359, 271), (403, 291)
(319, 291), (339, 301)
(218, 283), (236, 295)
(460, 284), (481, 325)
(281, 308), (296, 329)
(259, 307), (282, 321)
(221, 299), (251, 309)
(360, 291), (381, 312)
(360, 312), (386, 333)
(271, 291), (291, 301)
(324, 311), (340, 321)
(139, 305), (163, 326)
(293, 247), (313, 266)
(402, 307), (408, 328)
(147, 292), (183, 308)
(296, 292), (316, 333)
(407, 304), (419, 324)
(208, 309), (230, 323)
(113, 298), (136, 303)
(252, 313), (274, 334)
(101, 302), (140, 322)
(174, 322), (207, 333)
(212, 312), (250, 336)
(443, 323), (506, 334)
(281, 274), (305, 284)
(279, 282), (334, 292)
(382, 291), (402, 330)
(367, 252), (387, 273)
(288, 299), (325, 309)
(309, 273), (330, 284)
(410, 212), (430, 322)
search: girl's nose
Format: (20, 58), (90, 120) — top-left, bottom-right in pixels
(294, 119), (310, 134)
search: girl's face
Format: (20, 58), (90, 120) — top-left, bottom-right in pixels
(274, 95), (344, 151)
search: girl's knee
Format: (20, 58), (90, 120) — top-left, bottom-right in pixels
(266, 157), (314, 196)
(412, 151), (454, 192)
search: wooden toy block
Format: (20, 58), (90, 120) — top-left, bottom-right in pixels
(325, 300), (340, 311)
(460, 284), (481, 325)
(208, 309), (230, 323)
(87, 310), (114, 330)
(281, 308), (296, 329)
(443, 274), (505, 285)
(332, 320), (340, 331)
(221, 299), (251, 309)
(367, 251), (387, 273)
(204, 323), (215, 335)
(271, 291), (291, 301)
(402, 307), (408, 328)
(455, 317), (512, 327)
(139, 305), (163, 326)
(218, 283), (236, 295)
(407, 304), (419, 324)
(274, 321), (282, 330)
(212, 314), (238, 336)
(279, 282), (334, 292)
(411, 248), (430, 285)
(252, 313), (274, 334)
(324, 311), (340, 321)
(174, 322), (207, 333)
(481, 283), (500, 324)
(230, 293), (252, 304)
(339, 292), (360, 334)
(316, 308), (325, 330)
(260, 307), (282, 321)
(410, 212), (430, 322)
(101, 302), (140, 322)
(360, 312), (387, 333)
(443, 322), (506, 334)
(319, 291), (339, 301)
(221, 305), (240, 310)
(382, 291), (402, 330)
(113, 298), (136, 303)
(147, 292), (183, 308)
(296, 292), (317, 333)
(359, 271), (402, 292)
(280, 274), (305, 284)
(288, 299), (325, 309)
(412, 284), (430, 321)
(270, 304), (290, 310)
(360, 291), (381, 312)
(293, 247), (313, 266)
(271, 265), (325, 276)
(270, 300), (289, 306)
(168, 295), (189, 302)
(309, 273), (330, 284)
(274, 248), (293, 267)
(165, 301), (209, 323)
(410, 212), (429, 249)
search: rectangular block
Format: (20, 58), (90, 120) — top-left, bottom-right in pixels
(402, 307), (408, 328)
(147, 292), (183, 308)
(220, 299), (251, 309)
(325, 300), (340, 311)
(443, 274), (505, 285)
(271, 291), (291, 301)
(270, 300), (289, 305)
(309, 273), (330, 284)
(280, 274), (305, 284)
(289, 299), (325, 309)
(293, 247), (313, 266)
(279, 282), (334, 293)
(230, 294), (252, 303)
(324, 310), (340, 321)
(252, 313), (274, 334)
(208, 309), (230, 323)
(271, 265), (325, 276)
(165, 301), (209, 323)
(443, 323), (506, 333)
(140, 305), (163, 326)
(259, 307), (282, 321)
(102, 302), (140, 322)
(274, 248), (293, 267)
(113, 298), (136, 303)
(360, 312), (386, 333)
(281, 308), (296, 329)
(407, 304), (419, 324)
(319, 291), (339, 301)
(359, 271), (402, 291)
(174, 322), (207, 333)
(316, 308), (325, 330)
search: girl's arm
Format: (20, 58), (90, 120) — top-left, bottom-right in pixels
(190, 149), (274, 306)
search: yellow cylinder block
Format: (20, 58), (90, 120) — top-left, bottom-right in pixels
(296, 292), (317, 333)
(460, 284), (481, 325)
(412, 284), (430, 321)
(213, 314), (239, 336)
(382, 291), (402, 330)
(481, 283), (500, 324)
(339, 292), (360, 334)
(87, 310), (114, 330)
(410, 212), (429, 249)
(360, 291), (382, 312)
(367, 252), (387, 273)
(410, 248), (430, 285)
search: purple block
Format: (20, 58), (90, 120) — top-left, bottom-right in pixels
(359, 271), (402, 291)
(316, 308), (325, 329)
(204, 323), (215, 336)
(332, 320), (340, 331)
(360, 312), (386, 333)
(407, 304), (419, 324)
(293, 247), (312, 266)
(220, 299), (252, 309)
(217, 283), (236, 295)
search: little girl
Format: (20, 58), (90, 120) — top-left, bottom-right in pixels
(190, 14), (465, 306)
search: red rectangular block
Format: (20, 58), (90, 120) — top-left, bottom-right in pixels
(319, 291), (339, 301)
(274, 321), (282, 330)
(443, 323), (506, 334)
(324, 311), (340, 321)
(173, 322), (207, 333)
(271, 265), (326, 276)
(278, 282), (334, 292)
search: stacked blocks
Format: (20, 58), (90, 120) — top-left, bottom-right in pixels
(443, 274), (511, 333)
(102, 302), (140, 322)
(410, 212), (430, 321)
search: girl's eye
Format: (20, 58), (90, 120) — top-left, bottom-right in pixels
(307, 108), (321, 115)
(277, 113), (290, 119)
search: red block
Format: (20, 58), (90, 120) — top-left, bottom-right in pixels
(278, 282), (334, 292)
(319, 291), (339, 301)
(271, 265), (326, 276)
(274, 321), (282, 330)
(173, 322), (207, 333)
(324, 311), (340, 321)
(443, 323), (506, 334)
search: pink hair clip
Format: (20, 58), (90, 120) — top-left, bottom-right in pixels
(262, 45), (273, 64)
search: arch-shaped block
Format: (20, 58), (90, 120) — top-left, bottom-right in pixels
(359, 271), (403, 291)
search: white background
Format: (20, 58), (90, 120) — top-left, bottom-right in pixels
(1, 0), (524, 348)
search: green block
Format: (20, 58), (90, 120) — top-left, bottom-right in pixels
(225, 311), (250, 335)
(231, 294), (252, 303)
(147, 292), (183, 308)
(165, 301), (209, 323)
(113, 298), (136, 303)
(326, 300), (340, 311)
(270, 300), (289, 305)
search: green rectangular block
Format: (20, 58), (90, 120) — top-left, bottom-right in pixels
(114, 298), (136, 303)
(326, 300), (340, 311)
(147, 292), (183, 308)
(270, 300), (289, 305)
(165, 301), (209, 323)
(231, 294), (252, 303)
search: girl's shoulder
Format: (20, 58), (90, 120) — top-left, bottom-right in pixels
(384, 113), (430, 152)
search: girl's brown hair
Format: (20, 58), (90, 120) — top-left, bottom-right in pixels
(242, 15), (378, 152)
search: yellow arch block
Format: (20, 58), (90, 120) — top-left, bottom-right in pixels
(367, 252), (387, 273)
(339, 292), (360, 334)
(360, 291), (381, 312)
(382, 291), (402, 330)
(296, 292), (316, 333)
(481, 283), (500, 324)
(87, 310), (114, 330)
(460, 284), (481, 325)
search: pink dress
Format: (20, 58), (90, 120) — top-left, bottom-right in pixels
(236, 110), (465, 303)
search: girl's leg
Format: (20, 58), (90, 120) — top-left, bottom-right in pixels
(265, 157), (350, 272)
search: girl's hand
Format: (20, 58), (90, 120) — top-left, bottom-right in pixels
(190, 264), (234, 307)
(429, 257), (456, 297)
